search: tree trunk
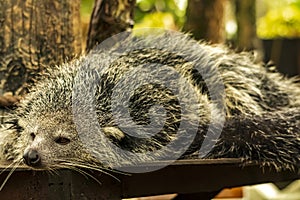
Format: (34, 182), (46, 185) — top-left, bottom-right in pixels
(234, 0), (259, 51)
(0, 0), (82, 125)
(86, 0), (136, 52)
(183, 0), (226, 43)
(0, 0), (82, 97)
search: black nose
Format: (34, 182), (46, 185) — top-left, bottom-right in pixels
(23, 149), (41, 167)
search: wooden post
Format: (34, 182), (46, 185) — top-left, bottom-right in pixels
(0, 0), (82, 97)
(86, 0), (136, 52)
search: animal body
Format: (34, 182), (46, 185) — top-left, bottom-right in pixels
(0, 31), (299, 173)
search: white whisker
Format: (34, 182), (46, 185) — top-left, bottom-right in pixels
(0, 159), (22, 191)
(61, 161), (120, 182)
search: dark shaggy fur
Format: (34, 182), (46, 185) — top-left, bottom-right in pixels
(1, 32), (299, 172)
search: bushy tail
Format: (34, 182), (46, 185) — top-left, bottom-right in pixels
(206, 108), (300, 171)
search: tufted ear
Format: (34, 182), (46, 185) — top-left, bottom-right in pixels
(102, 126), (125, 142)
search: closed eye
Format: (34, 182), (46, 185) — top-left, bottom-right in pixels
(54, 137), (71, 145)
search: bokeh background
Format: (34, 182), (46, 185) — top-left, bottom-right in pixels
(81, 0), (300, 76)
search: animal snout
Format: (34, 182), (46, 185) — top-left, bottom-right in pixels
(23, 149), (41, 167)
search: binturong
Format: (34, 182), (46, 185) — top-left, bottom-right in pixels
(1, 30), (300, 174)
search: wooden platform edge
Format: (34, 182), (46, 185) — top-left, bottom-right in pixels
(0, 159), (299, 200)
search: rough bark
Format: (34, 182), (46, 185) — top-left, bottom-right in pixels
(86, 0), (136, 52)
(0, 0), (82, 98)
(183, 0), (225, 43)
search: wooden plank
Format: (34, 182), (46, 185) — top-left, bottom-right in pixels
(0, 159), (299, 200)
(119, 159), (299, 197)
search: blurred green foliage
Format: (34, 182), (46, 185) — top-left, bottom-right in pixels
(135, 0), (186, 30)
(80, 0), (300, 39)
(81, 0), (94, 20)
(79, 0), (186, 30)
(257, 1), (300, 38)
